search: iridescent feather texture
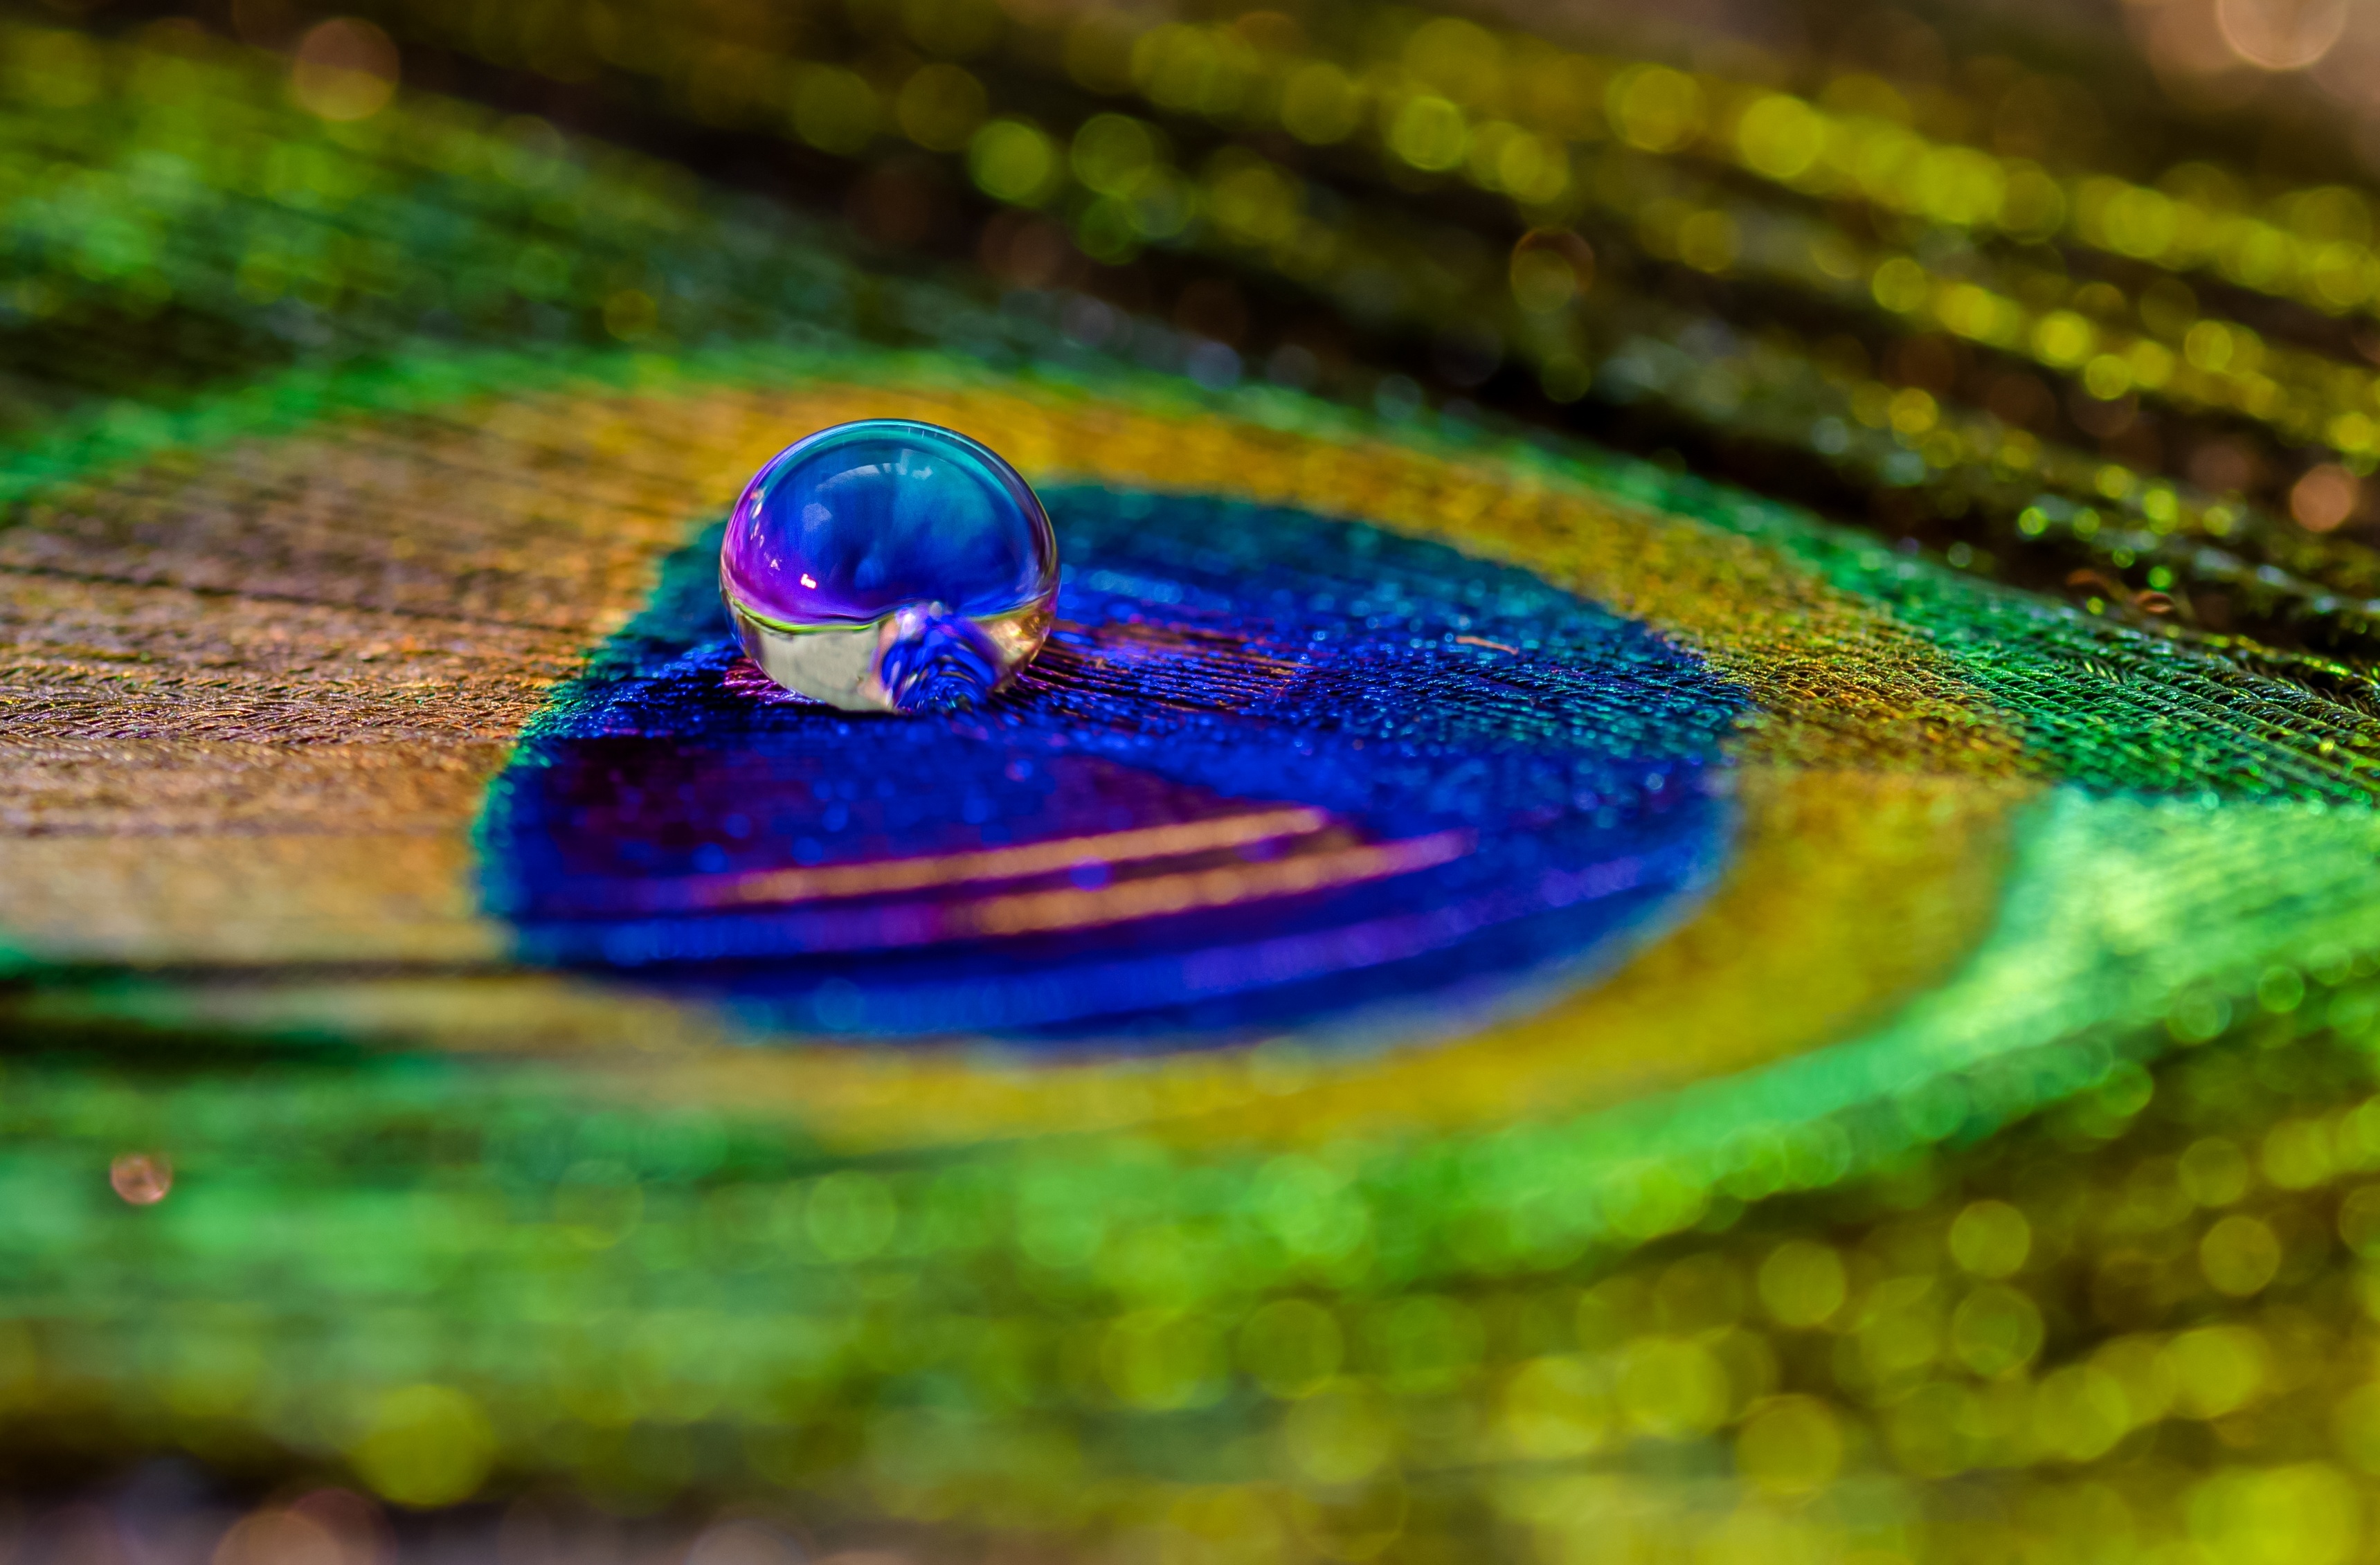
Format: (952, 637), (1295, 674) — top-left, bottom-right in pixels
(5, 9), (2380, 1563)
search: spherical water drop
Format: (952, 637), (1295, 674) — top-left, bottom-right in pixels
(719, 419), (1058, 713)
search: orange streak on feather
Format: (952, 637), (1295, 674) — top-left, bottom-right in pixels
(683, 806), (1337, 909)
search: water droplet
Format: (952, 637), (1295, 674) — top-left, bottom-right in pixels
(719, 419), (1058, 712)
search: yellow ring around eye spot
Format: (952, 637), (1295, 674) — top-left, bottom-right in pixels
(0, 359), (2036, 1152)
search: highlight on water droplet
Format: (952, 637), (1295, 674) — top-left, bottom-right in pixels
(109, 1151), (172, 1206)
(719, 419), (1059, 713)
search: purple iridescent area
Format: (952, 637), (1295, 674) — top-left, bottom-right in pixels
(489, 488), (1747, 1042)
(719, 419), (1058, 627)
